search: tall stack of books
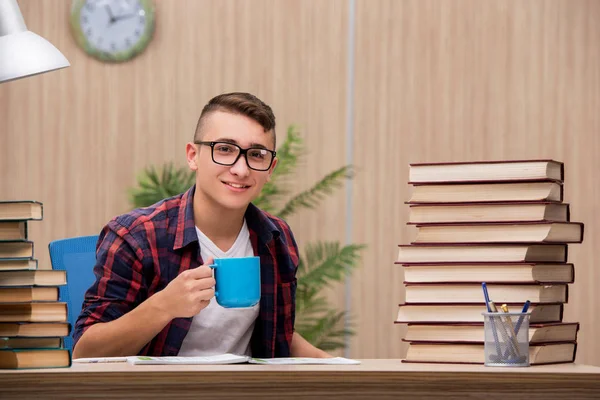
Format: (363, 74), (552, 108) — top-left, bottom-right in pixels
(395, 160), (582, 365)
(0, 201), (71, 369)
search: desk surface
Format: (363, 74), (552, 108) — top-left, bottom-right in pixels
(2, 359), (600, 399)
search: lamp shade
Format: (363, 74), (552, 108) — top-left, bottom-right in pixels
(0, 0), (69, 83)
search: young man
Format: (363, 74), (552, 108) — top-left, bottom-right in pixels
(72, 92), (330, 359)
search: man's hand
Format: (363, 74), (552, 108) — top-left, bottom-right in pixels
(73, 258), (216, 359)
(291, 332), (333, 358)
(154, 258), (216, 319)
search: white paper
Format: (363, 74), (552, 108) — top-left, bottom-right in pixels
(73, 357), (128, 363)
(249, 357), (361, 365)
(127, 353), (250, 365)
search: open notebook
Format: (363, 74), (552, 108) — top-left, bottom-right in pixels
(124, 353), (361, 365)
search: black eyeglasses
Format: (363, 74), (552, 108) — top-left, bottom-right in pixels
(195, 141), (276, 171)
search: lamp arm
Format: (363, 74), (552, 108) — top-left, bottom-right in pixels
(0, 0), (27, 37)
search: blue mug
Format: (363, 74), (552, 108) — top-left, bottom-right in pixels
(209, 256), (261, 308)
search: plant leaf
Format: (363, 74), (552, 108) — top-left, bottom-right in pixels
(276, 165), (353, 220)
(296, 310), (353, 351)
(253, 125), (304, 212)
(270, 124), (304, 181)
(129, 163), (195, 208)
(297, 242), (365, 293)
(295, 291), (329, 317)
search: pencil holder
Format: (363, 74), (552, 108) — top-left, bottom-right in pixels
(482, 312), (531, 367)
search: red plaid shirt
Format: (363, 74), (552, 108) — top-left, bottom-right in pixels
(73, 185), (299, 357)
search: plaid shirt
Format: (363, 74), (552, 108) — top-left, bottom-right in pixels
(72, 185), (299, 357)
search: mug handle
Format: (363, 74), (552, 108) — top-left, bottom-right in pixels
(208, 264), (217, 297)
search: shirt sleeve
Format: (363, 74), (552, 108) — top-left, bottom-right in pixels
(72, 220), (147, 348)
(287, 226), (299, 330)
(276, 220), (299, 354)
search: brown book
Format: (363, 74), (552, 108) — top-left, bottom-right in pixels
(412, 222), (584, 244)
(0, 287), (59, 302)
(404, 322), (580, 344)
(0, 258), (37, 271)
(401, 263), (574, 284)
(408, 202), (570, 224)
(395, 303), (563, 324)
(396, 244), (568, 264)
(0, 241), (34, 259)
(0, 348), (71, 369)
(0, 322), (70, 337)
(0, 302), (67, 322)
(0, 270), (66, 287)
(0, 337), (62, 349)
(0, 221), (27, 241)
(408, 181), (563, 204)
(408, 160), (564, 184)
(0, 201), (43, 221)
(404, 283), (568, 304)
(403, 342), (576, 365)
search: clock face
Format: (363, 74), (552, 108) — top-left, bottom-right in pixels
(71, 0), (155, 62)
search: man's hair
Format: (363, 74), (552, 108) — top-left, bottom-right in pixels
(194, 92), (276, 148)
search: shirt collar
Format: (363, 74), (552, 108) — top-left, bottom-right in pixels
(173, 185), (280, 250)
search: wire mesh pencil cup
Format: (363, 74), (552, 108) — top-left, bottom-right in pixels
(482, 312), (531, 367)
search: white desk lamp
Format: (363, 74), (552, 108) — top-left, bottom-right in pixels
(0, 0), (70, 83)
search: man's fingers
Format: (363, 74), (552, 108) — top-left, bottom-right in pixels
(197, 288), (215, 301)
(194, 276), (216, 291)
(188, 264), (213, 279)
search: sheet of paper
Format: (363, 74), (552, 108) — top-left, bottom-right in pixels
(127, 353), (250, 365)
(73, 357), (127, 363)
(249, 357), (361, 365)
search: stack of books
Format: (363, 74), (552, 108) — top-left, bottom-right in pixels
(395, 160), (582, 365)
(0, 201), (71, 369)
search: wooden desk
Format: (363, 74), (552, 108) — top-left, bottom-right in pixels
(2, 359), (600, 399)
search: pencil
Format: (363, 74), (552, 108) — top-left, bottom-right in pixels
(500, 304), (522, 357)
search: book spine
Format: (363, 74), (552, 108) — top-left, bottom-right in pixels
(559, 184), (564, 202)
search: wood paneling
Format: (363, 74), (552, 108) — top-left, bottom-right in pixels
(351, 0), (600, 365)
(0, 0), (349, 274)
(0, 0), (349, 356)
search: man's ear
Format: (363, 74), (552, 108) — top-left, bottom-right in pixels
(267, 157), (278, 181)
(186, 142), (199, 171)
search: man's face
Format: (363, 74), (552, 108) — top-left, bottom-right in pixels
(187, 111), (277, 211)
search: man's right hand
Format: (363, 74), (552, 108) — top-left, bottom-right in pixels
(154, 257), (216, 319)
(72, 257), (216, 359)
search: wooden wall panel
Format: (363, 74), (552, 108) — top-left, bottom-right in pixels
(351, 0), (600, 366)
(0, 0), (349, 279)
(0, 0), (350, 357)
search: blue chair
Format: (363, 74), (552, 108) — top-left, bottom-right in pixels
(48, 235), (99, 352)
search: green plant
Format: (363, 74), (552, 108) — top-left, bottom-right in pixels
(129, 163), (196, 208)
(129, 125), (364, 351)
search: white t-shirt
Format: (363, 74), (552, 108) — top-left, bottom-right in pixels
(177, 219), (260, 356)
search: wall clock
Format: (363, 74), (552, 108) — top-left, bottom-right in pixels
(70, 0), (155, 63)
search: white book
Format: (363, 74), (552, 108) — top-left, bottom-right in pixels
(126, 354), (361, 365)
(127, 353), (250, 365)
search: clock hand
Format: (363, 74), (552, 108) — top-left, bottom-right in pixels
(105, 5), (117, 25)
(112, 13), (138, 22)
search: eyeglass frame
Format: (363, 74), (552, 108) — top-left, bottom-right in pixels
(194, 141), (277, 171)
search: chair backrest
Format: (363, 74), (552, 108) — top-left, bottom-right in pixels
(48, 235), (99, 352)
